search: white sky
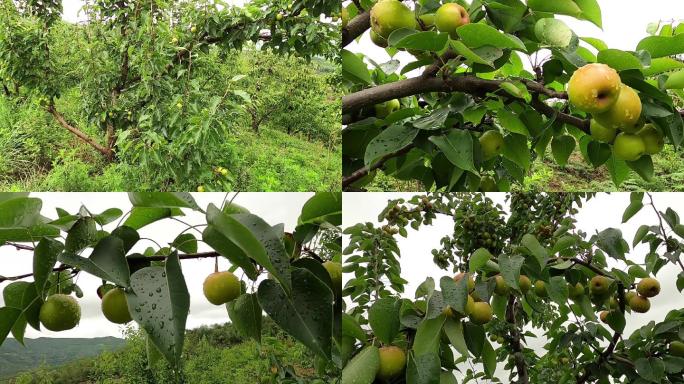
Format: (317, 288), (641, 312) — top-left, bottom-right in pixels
(347, 0), (683, 75)
(0, 192), (313, 339)
(343, 192), (683, 379)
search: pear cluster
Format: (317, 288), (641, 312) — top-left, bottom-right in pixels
(368, 0), (469, 47)
(568, 63), (664, 161)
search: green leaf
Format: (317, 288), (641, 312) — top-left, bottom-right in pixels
(636, 33), (684, 58)
(125, 252), (189, 369)
(451, 40), (495, 67)
(499, 254), (525, 292)
(664, 70), (684, 89)
(205, 204), (288, 287)
(502, 133), (530, 171)
(365, 124), (419, 167)
(527, 0), (581, 17)
(429, 130), (477, 174)
(456, 24), (526, 51)
(123, 207), (184, 230)
(535, 18), (574, 47)
(443, 318), (468, 356)
(635, 357), (666, 382)
(299, 192), (341, 226)
(581, 37), (608, 51)
(394, 31), (449, 52)
(413, 108), (450, 131)
(171, 233), (197, 254)
(551, 135), (576, 166)
(482, 340), (497, 377)
(342, 49), (371, 84)
(622, 201), (644, 223)
(0, 307), (22, 347)
(521, 234), (549, 268)
(597, 49), (643, 71)
(463, 322), (485, 357)
(368, 298), (401, 345)
(59, 236), (130, 288)
(128, 192), (200, 211)
(33, 237), (64, 296)
(406, 352), (440, 384)
(469, 248), (492, 272)
(574, 0), (602, 28)
(342, 313), (367, 341)
(341, 346), (379, 384)
(258, 268), (333, 359)
(596, 228), (626, 260)
(413, 316), (446, 356)
(93, 208), (123, 225)
(642, 57), (684, 77)
(227, 293), (262, 342)
(547, 276), (569, 305)
(440, 276), (468, 315)
(633, 225), (650, 246)
(497, 109), (530, 136)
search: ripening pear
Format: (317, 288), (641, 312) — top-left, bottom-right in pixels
(638, 124), (664, 155)
(453, 272), (475, 291)
(323, 261), (342, 296)
(599, 310), (609, 323)
(518, 275), (532, 294)
(636, 277), (660, 298)
(494, 275), (509, 296)
(629, 295), (651, 313)
(377, 346), (406, 380)
(479, 130), (505, 160)
(370, 29), (388, 48)
(589, 275), (610, 298)
(469, 302), (493, 325)
(568, 282), (585, 300)
(39, 294), (81, 332)
(567, 63), (622, 114)
(101, 288), (133, 324)
(670, 341), (684, 357)
(534, 280), (548, 298)
(374, 99), (400, 118)
(613, 133), (646, 161)
(590, 119), (617, 143)
(203, 271), (241, 305)
(369, 0), (417, 39)
(434, 3), (470, 38)
(594, 85), (643, 133)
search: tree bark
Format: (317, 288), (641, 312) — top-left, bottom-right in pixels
(47, 105), (114, 159)
(342, 11), (371, 48)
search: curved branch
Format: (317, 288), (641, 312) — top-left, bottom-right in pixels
(342, 144), (415, 189)
(342, 11), (370, 48)
(46, 105), (114, 160)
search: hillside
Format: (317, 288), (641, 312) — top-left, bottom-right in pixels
(3, 318), (331, 383)
(0, 337), (125, 379)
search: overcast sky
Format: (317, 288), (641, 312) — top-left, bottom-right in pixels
(347, 0), (683, 76)
(0, 192), (313, 340)
(343, 192), (683, 379)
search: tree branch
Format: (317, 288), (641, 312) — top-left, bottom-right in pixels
(0, 251), (225, 283)
(46, 105), (114, 160)
(342, 11), (370, 48)
(505, 295), (529, 384)
(342, 144), (415, 189)
(342, 75), (588, 132)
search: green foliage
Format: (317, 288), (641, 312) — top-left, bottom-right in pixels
(342, 0), (684, 191)
(0, 0), (340, 191)
(0, 192), (342, 382)
(342, 192), (684, 383)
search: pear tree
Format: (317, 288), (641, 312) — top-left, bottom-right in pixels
(342, 0), (684, 190)
(342, 192), (684, 383)
(0, 192), (342, 383)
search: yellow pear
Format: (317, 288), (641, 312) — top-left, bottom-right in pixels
(370, 0), (417, 39)
(567, 63), (622, 114)
(594, 85), (643, 132)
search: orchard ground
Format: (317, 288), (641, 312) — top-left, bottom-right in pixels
(342, 192), (683, 381)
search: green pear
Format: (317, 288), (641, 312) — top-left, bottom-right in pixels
(613, 133), (646, 161)
(637, 124), (664, 155)
(479, 130), (504, 160)
(370, 0), (417, 39)
(590, 119), (617, 143)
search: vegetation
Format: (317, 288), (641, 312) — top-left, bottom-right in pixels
(5, 318), (322, 384)
(0, 0), (340, 191)
(342, 0), (684, 191)
(342, 192), (684, 383)
(0, 192), (342, 383)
